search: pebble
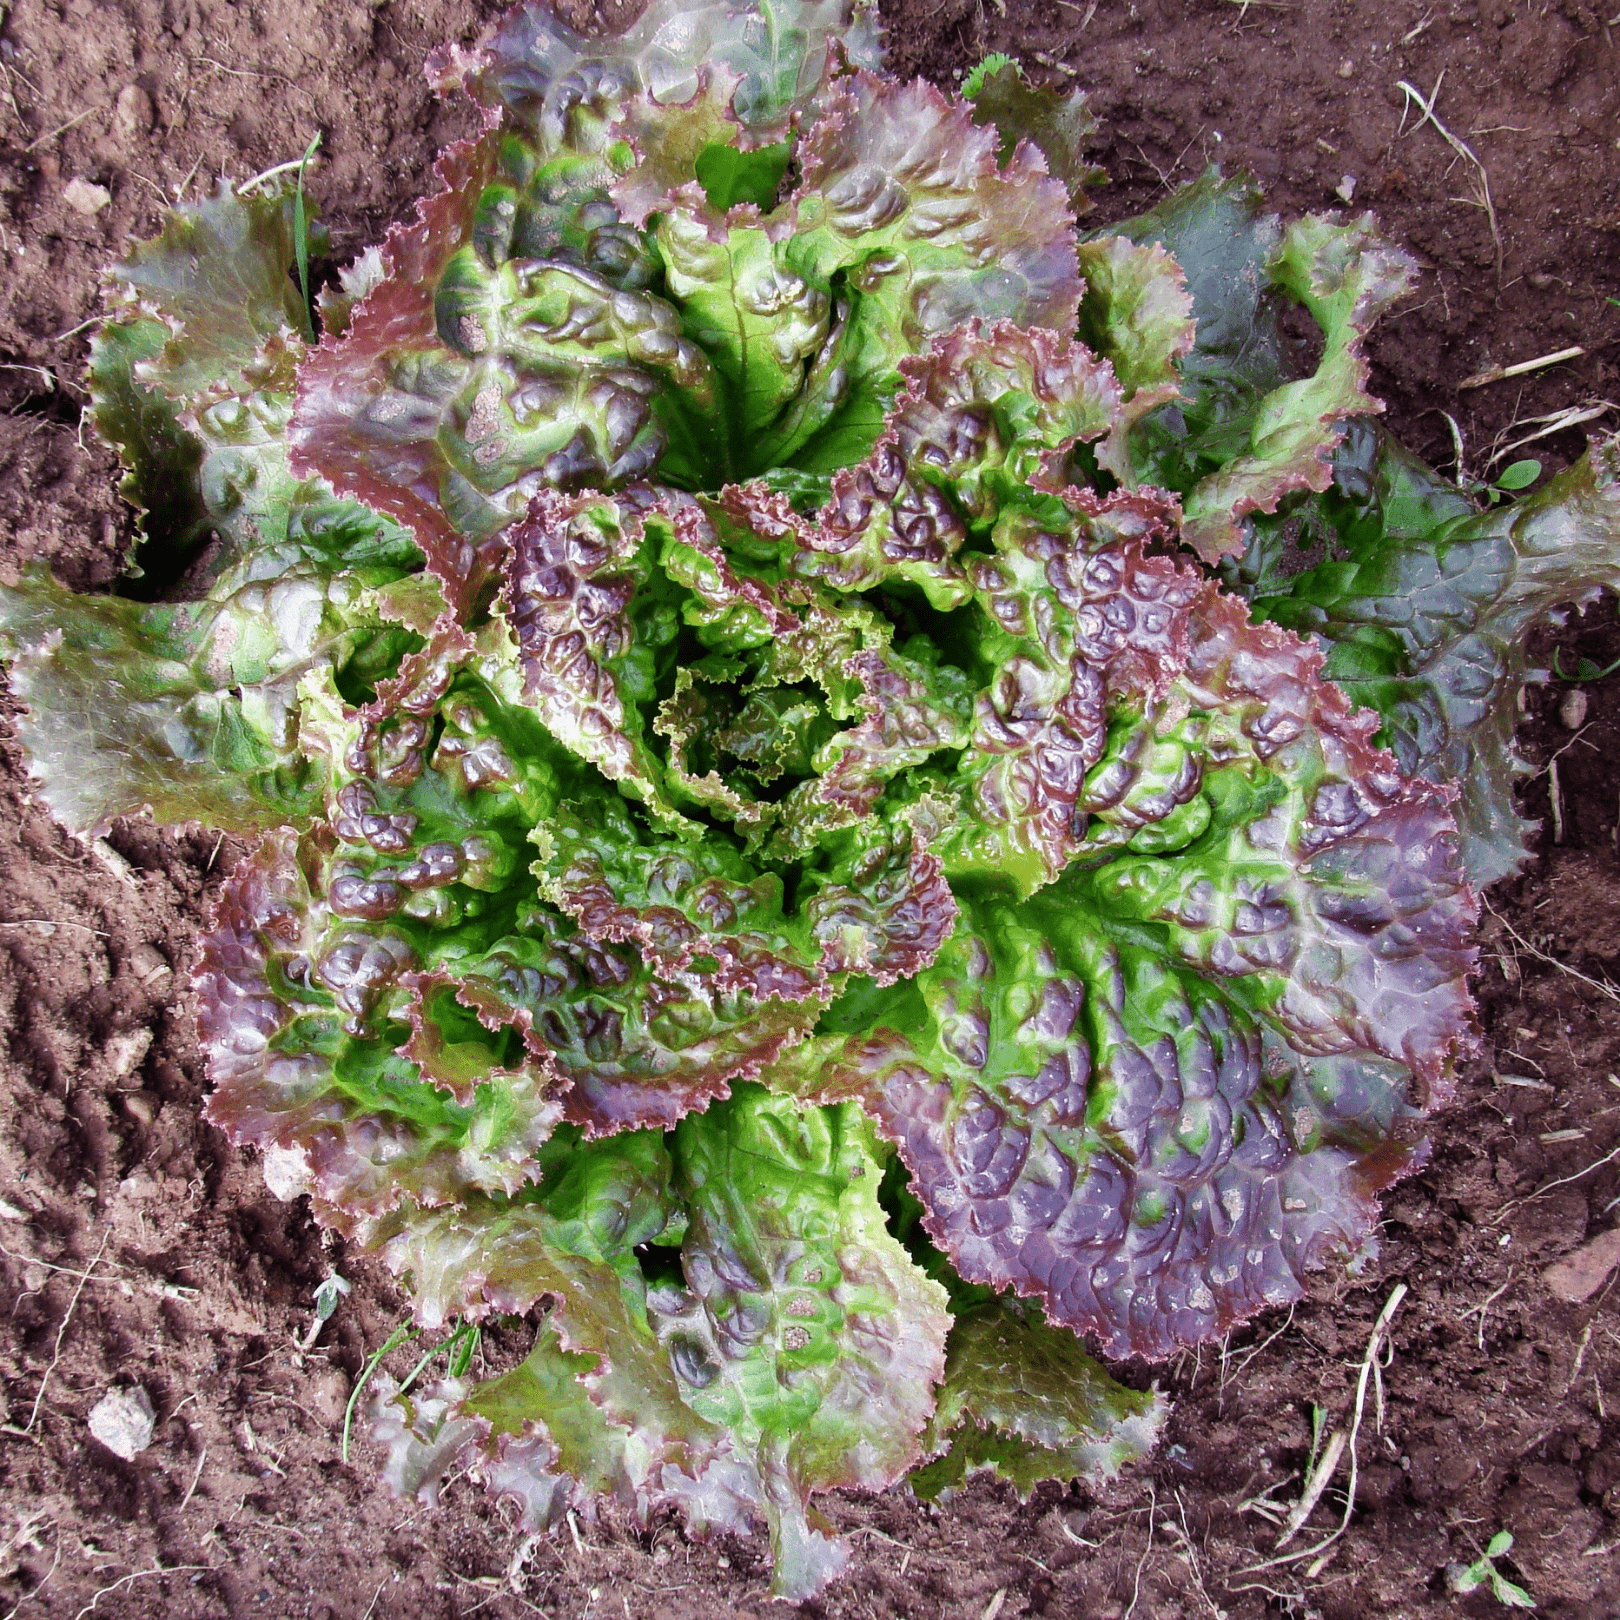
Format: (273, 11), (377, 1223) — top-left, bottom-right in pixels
(1337, 58), (1355, 77)
(1559, 687), (1588, 729)
(107, 1028), (152, 1079)
(62, 178), (111, 215)
(1544, 1227), (1620, 1303)
(1336, 174), (1358, 203)
(113, 84), (155, 141)
(88, 1385), (156, 1461)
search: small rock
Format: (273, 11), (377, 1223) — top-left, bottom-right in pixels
(1544, 1227), (1620, 1303)
(122, 1091), (158, 1126)
(62, 178), (111, 215)
(1336, 58), (1355, 77)
(1336, 174), (1358, 203)
(107, 1028), (152, 1079)
(112, 84), (155, 142)
(1559, 687), (1588, 730)
(127, 944), (171, 986)
(88, 1385), (156, 1460)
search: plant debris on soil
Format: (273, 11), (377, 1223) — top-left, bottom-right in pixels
(0, 2), (1617, 1617)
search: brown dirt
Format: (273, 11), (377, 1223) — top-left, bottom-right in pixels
(0, 2), (1617, 1617)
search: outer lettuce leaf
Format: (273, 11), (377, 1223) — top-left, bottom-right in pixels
(663, 1088), (950, 1598)
(105, 180), (311, 404)
(769, 909), (1421, 1361)
(1073, 234), (1195, 478)
(0, 190), (420, 837)
(368, 1087), (947, 1603)
(431, 0), (883, 142)
(638, 69), (1084, 473)
(759, 522), (1474, 1357)
(911, 1303), (1166, 1499)
(761, 71), (1080, 472)
(0, 557), (401, 836)
(1083, 172), (1416, 562)
(196, 823), (569, 1225)
(1238, 427), (1620, 884)
(85, 315), (208, 564)
(291, 133), (714, 617)
(966, 60), (1106, 216)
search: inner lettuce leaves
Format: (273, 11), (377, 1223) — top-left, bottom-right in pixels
(6, 0), (1619, 1602)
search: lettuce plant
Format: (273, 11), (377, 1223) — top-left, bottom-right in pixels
(5, 0), (1619, 1600)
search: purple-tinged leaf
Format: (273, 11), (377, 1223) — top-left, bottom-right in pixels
(966, 61), (1106, 216)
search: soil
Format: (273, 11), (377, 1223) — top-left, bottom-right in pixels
(0, 1), (1617, 1617)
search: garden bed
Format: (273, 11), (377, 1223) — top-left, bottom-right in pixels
(0, 1), (1616, 1616)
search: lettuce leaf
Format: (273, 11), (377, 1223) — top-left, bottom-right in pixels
(912, 1302), (1166, 1499)
(1080, 172), (1416, 562)
(0, 187), (420, 836)
(1235, 426), (1620, 884)
(367, 1087), (947, 1602)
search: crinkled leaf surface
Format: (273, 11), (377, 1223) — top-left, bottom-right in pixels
(911, 1302), (1166, 1500)
(1083, 171), (1416, 561)
(1234, 425), (1620, 884)
(368, 1087), (947, 1602)
(432, 0), (884, 141)
(966, 60), (1106, 215)
(292, 34), (1080, 598)
(0, 189), (420, 836)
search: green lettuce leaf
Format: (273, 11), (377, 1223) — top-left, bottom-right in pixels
(368, 1087), (947, 1602)
(0, 188), (420, 836)
(911, 1302), (1166, 1500)
(1236, 426), (1620, 883)
(1082, 172), (1416, 562)
(965, 59), (1106, 216)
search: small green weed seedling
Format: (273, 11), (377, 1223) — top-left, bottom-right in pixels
(1447, 1532), (1536, 1609)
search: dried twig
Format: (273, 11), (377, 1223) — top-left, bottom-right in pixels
(1123, 1483), (1157, 1620)
(24, 1229), (109, 1432)
(1496, 1143), (1620, 1225)
(1276, 1428), (1349, 1548)
(179, 1447), (208, 1512)
(0, 919), (110, 939)
(1486, 400), (1617, 468)
(1166, 1491), (1223, 1619)
(23, 102), (106, 152)
(1441, 410), (1468, 485)
(1238, 1284), (1408, 1576)
(1461, 344), (1586, 391)
(1457, 1277), (1513, 1351)
(1480, 898), (1620, 1004)
(73, 1565), (208, 1620)
(1397, 75), (1502, 281)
